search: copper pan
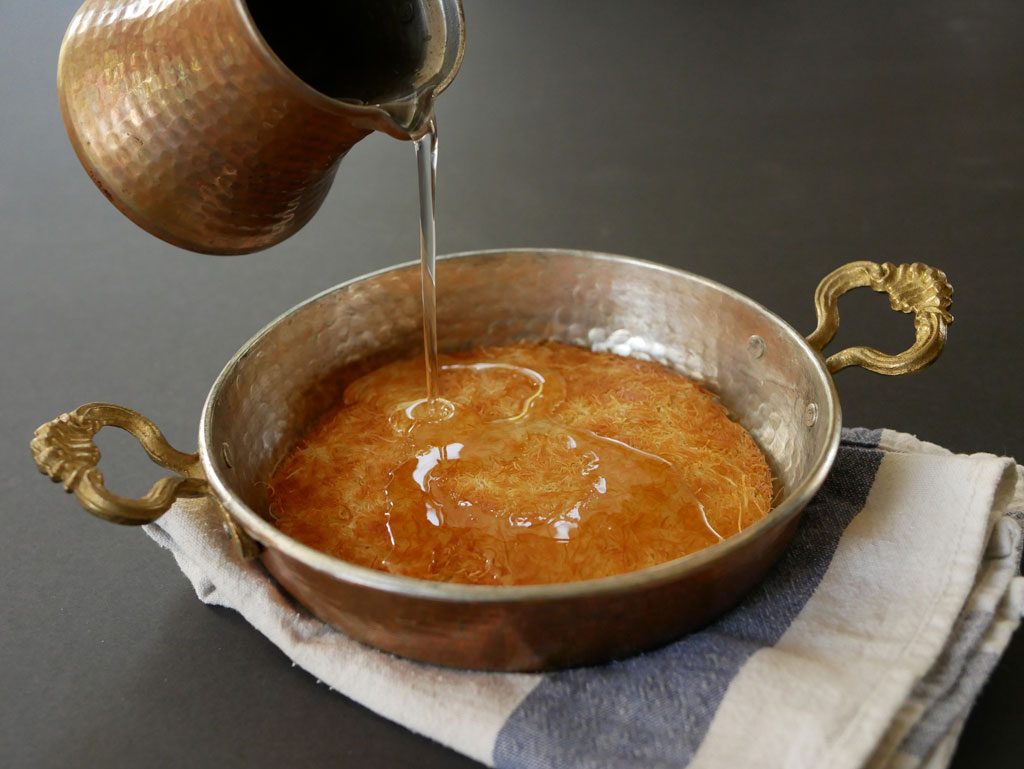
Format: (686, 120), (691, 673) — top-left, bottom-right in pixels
(31, 250), (953, 671)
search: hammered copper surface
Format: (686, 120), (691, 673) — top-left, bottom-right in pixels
(57, 0), (464, 254)
(199, 250), (843, 670)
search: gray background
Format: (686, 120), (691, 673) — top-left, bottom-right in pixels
(2, 1), (1021, 766)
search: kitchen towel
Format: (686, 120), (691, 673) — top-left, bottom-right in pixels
(145, 428), (1023, 769)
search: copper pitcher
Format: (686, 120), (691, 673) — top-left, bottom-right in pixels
(57, 0), (465, 255)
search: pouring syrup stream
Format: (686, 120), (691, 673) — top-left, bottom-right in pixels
(413, 116), (450, 419)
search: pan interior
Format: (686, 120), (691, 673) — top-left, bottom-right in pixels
(203, 250), (837, 561)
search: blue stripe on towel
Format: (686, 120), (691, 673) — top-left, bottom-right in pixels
(494, 429), (885, 769)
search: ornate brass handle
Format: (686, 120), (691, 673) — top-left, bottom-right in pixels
(32, 403), (259, 558)
(31, 403), (207, 525)
(806, 261), (953, 375)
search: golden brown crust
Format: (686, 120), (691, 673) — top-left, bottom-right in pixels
(269, 342), (773, 585)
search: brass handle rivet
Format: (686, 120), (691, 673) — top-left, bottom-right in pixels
(747, 335), (766, 360)
(804, 402), (819, 427)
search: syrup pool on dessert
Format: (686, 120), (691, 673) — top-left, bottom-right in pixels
(268, 342), (773, 585)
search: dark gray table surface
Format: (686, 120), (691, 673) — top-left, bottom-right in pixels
(2, 1), (1021, 767)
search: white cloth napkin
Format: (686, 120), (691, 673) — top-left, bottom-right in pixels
(144, 428), (1023, 769)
